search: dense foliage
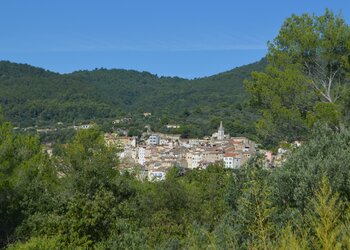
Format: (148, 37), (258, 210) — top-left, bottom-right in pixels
(0, 59), (265, 140)
(2, 112), (350, 249)
(245, 10), (350, 145)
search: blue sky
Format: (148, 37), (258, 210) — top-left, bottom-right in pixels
(1, 1), (349, 78)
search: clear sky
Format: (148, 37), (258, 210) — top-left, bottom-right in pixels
(1, 0), (349, 78)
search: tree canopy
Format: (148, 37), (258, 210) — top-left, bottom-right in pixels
(245, 10), (350, 145)
(2, 115), (350, 249)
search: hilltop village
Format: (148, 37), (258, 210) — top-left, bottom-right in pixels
(104, 122), (289, 181)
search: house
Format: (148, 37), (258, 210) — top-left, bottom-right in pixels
(223, 153), (241, 169)
(81, 124), (91, 129)
(186, 151), (203, 169)
(138, 147), (147, 165)
(264, 150), (274, 167)
(147, 135), (160, 145)
(278, 147), (288, 155)
(166, 124), (180, 129)
(148, 169), (166, 181)
(202, 148), (224, 163)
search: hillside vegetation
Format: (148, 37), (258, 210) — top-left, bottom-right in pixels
(0, 59), (266, 138)
(2, 109), (350, 249)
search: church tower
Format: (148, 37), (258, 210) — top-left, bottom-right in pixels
(217, 121), (225, 140)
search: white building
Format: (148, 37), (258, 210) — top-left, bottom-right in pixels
(186, 152), (203, 169)
(148, 170), (166, 181)
(223, 153), (241, 169)
(82, 124), (91, 129)
(278, 147), (288, 155)
(166, 124), (180, 129)
(148, 135), (160, 145)
(138, 147), (146, 165)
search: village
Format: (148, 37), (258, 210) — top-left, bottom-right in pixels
(104, 122), (293, 181)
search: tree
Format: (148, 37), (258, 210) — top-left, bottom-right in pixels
(307, 176), (344, 250)
(0, 116), (53, 247)
(14, 128), (137, 248)
(270, 10), (350, 103)
(56, 128), (121, 197)
(274, 225), (309, 250)
(58, 190), (119, 247)
(7, 236), (61, 250)
(233, 165), (275, 249)
(245, 10), (350, 144)
(271, 125), (350, 213)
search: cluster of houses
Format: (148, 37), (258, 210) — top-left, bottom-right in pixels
(105, 122), (263, 181)
(37, 121), (300, 181)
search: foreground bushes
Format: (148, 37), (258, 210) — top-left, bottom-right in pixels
(2, 121), (350, 249)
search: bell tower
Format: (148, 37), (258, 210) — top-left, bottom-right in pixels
(218, 121), (224, 140)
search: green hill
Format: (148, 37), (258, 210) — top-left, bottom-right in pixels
(0, 59), (266, 138)
(0, 61), (56, 78)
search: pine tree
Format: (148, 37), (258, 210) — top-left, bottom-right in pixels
(307, 176), (344, 250)
(236, 167), (275, 249)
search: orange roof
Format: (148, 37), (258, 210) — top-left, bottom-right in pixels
(224, 153), (238, 157)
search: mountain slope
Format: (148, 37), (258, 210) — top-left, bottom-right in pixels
(0, 61), (57, 78)
(0, 59), (266, 137)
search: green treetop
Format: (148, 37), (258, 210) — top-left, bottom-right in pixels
(245, 10), (350, 145)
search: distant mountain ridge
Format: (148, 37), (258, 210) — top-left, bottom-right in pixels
(0, 61), (57, 78)
(0, 59), (266, 137)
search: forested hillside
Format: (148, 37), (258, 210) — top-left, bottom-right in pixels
(0, 59), (266, 138)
